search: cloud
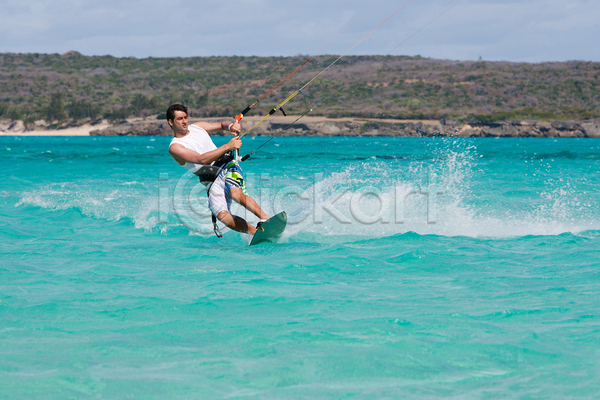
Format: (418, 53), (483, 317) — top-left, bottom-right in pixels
(0, 0), (598, 62)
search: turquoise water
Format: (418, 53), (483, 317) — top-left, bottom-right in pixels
(1, 136), (599, 398)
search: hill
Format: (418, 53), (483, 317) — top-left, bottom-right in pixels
(1, 52), (599, 132)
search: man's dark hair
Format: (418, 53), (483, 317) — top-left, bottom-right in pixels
(166, 103), (188, 122)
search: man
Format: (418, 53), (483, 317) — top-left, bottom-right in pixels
(167, 103), (269, 236)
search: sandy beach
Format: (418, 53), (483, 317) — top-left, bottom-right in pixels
(0, 119), (111, 136)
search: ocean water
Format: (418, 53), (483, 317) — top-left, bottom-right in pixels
(1, 135), (599, 398)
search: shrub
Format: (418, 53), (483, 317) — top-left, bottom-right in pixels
(105, 107), (130, 122)
(45, 93), (66, 122)
(67, 100), (99, 120)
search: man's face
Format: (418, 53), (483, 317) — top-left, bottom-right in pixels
(170, 110), (188, 133)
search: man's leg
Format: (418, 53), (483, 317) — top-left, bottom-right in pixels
(229, 187), (270, 220)
(216, 210), (257, 235)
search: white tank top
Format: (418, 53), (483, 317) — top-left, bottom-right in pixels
(169, 125), (218, 173)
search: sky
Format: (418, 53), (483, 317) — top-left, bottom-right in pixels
(1, 0), (598, 63)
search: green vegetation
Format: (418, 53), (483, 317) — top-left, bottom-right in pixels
(45, 92), (66, 123)
(1, 52), (599, 125)
(67, 99), (99, 120)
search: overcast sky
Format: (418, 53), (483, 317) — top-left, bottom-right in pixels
(1, 0), (598, 62)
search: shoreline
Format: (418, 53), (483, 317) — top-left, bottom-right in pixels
(0, 116), (442, 137)
(0, 119), (111, 137)
(1, 115), (599, 138)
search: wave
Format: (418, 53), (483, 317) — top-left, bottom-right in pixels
(276, 174), (598, 240)
(15, 141), (600, 239)
(16, 182), (161, 232)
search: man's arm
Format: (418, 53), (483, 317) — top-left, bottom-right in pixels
(193, 120), (241, 134)
(169, 136), (242, 166)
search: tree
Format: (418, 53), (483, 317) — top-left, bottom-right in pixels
(197, 91), (209, 108)
(45, 93), (66, 123)
(7, 107), (21, 121)
(130, 94), (158, 115)
(105, 107), (129, 122)
(0, 103), (8, 118)
(67, 100), (98, 120)
(22, 112), (37, 131)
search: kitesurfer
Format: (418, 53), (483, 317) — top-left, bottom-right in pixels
(166, 103), (269, 236)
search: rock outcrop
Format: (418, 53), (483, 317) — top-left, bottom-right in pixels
(90, 121), (172, 136)
(451, 120), (600, 138)
(88, 118), (600, 138)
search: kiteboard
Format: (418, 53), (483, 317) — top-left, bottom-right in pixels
(249, 211), (287, 246)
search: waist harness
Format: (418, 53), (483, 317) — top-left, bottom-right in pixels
(194, 152), (234, 186)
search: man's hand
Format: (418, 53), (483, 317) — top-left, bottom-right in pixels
(229, 121), (241, 135)
(228, 136), (242, 151)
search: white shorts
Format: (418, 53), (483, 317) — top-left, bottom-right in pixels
(207, 173), (230, 217)
(207, 165), (245, 217)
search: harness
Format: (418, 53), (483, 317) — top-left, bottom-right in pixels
(194, 152), (234, 186)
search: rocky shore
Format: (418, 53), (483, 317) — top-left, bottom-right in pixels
(2, 116), (599, 138)
(88, 116), (600, 138)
